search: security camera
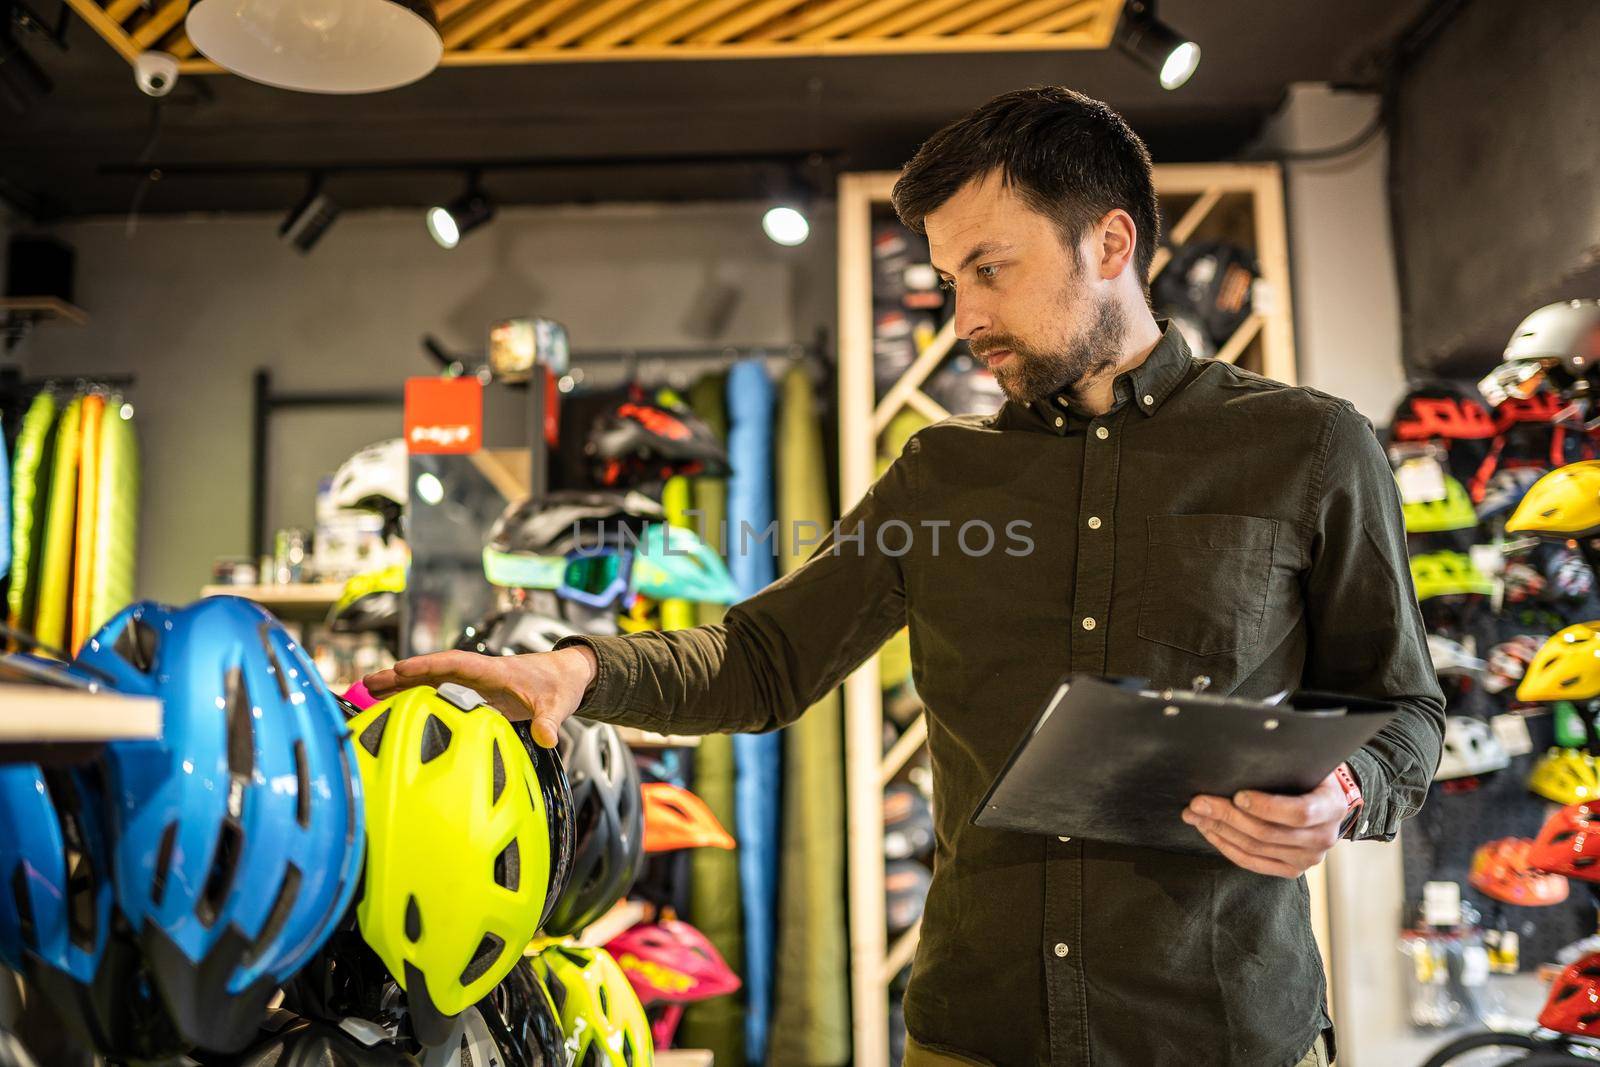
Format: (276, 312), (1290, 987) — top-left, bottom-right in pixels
(134, 51), (179, 97)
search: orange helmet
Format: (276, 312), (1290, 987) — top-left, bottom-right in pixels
(641, 783), (736, 853)
(1469, 837), (1569, 907)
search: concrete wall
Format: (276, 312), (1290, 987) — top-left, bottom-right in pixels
(1393, 0), (1600, 374)
(17, 201), (835, 602)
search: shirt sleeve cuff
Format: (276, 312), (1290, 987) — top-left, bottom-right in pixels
(552, 634), (654, 727)
(1341, 749), (1394, 842)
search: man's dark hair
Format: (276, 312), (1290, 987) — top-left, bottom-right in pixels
(892, 86), (1161, 289)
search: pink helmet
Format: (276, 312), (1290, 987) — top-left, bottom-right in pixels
(605, 919), (742, 1006)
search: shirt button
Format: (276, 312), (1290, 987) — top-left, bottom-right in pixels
(1142, 394), (1154, 406)
(1081, 617), (1096, 631)
(1053, 416), (1064, 428)
(1054, 943), (1070, 957)
(1058, 835), (1072, 843)
(1095, 426), (1109, 440)
(1086, 516), (1102, 530)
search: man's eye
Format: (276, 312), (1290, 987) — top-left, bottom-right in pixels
(977, 264), (1000, 280)
(938, 278), (955, 292)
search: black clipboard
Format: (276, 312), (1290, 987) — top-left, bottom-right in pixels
(971, 674), (1399, 855)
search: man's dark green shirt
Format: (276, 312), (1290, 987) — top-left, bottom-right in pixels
(557, 323), (1445, 1066)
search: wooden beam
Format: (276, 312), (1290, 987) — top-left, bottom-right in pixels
(158, 24), (194, 54)
(690, 0), (808, 44)
(882, 920), (922, 984)
(912, 0), (1018, 37)
(1086, 0), (1119, 47)
(970, 0), (1091, 36)
(633, 0), (747, 43)
(130, 0), (188, 50)
(854, 0), (965, 38)
(434, 0), (485, 24)
(104, 0), (146, 26)
(62, 0), (141, 61)
(1213, 313), (1264, 366)
(872, 318), (955, 435)
(1169, 187), (1222, 246)
(1012, 0), (1098, 35)
(744, 0), (861, 41)
(579, 0), (698, 48)
(800, 0), (926, 41)
(478, 0), (583, 50)
(540, 0), (649, 49)
(903, 389), (951, 424)
(880, 713), (928, 787)
(444, 0), (537, 50)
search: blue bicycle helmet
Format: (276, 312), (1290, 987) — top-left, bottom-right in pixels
(74, 596), (366, 1052)
(0, 762), (186, 1061)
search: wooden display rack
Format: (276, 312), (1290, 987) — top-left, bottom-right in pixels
(836, 163), (1312, 1067)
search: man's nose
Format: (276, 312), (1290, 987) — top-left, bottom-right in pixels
(954, 294), (991, 342)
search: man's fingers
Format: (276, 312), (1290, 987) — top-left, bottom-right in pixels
(1191, 814), (1322, 875)
(362, 668), (400, 697)
(392, 650), (492, 683)
(1196, 826), (1301, 879)
(1191, 797), (1331, 849)
(1232, 779), (1343, 829)
(525, 710), (563, 749)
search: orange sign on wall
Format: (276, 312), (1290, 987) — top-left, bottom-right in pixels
(404, 376), (482, 454)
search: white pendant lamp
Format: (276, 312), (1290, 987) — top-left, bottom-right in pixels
(186, 0), (442, 94)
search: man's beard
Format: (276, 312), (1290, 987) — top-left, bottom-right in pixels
(975, 295), (1128, 407)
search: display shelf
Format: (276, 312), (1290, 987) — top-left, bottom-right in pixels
(0, 682), (161, 763)
(837, 163), (1304, 1067)
(615, 725), (702, 749)
(0, 296), (88, 351)
(657, 1052), (713, 1067)
(200, 582), (345, 619)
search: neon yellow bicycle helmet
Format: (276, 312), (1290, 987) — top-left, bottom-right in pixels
(1528, 747), (1600, 805)
(1519, 623), (1600, 702)
(531, 944), (653, 1067)
(1409, 551), (1496, 600)
(350, 684), (568, 1047)
(1401, 476), (1478, 533)
(1507, 461), (1600, 539)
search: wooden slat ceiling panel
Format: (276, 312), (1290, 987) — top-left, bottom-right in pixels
(71, 0), (1120, 74)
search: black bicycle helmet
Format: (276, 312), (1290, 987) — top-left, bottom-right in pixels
(455, 607), (582, 657)
(490, 491), (663, 560)
(510, 719), (577, 931)
(542, 718), (644, 937)
(195, 1011), (419, 1066)
(585, 388), (730, 489)
(478, 960), (567, 1067)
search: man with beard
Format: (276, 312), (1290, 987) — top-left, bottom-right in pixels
(366, 87), (1442, 1066)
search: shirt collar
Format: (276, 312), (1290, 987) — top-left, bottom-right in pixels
(998, 319), (1194, 434)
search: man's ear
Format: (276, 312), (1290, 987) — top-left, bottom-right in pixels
(1096, 209), (1138, 280)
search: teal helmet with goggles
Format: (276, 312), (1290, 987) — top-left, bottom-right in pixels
(631, 523), (739, 605)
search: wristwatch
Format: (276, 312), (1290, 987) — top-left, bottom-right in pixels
(1334, 762), (1364, 839)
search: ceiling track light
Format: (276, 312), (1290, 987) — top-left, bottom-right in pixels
(426, 173), (496, 250)
(1115, 0), (1201, 91)
(279, 173), (340, 253)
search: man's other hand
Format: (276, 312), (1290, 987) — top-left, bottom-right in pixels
(1182, 768), (1351, 878)
(362, 646), (598, 749)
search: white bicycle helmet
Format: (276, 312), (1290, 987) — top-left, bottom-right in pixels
(1436, 716), (1510, 781)
(331, 439), (408, 518)
(1429, 634), (1487, 678)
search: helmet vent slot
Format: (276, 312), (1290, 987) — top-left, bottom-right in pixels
(460, 932), (505, 986)
(420, 715), (453, 765)
(359, 710), (390, 758)
(293, 740), (311, 829)
(494, 839), (520, 893)
(114, 616), (159, 672)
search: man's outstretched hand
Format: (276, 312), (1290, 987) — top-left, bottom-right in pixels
(362, 646), (598, 749)
(1183, 767), (1352, 878)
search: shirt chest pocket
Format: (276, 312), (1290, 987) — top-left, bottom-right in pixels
(1137, 514), (1279, 657)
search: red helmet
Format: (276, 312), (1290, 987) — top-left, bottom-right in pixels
(641, 782), (736, 853)
(1469, 837), (1570, 906)
(1392, 391), (1497, 441)
(605, 919), (742, 1006)
(1540, 951), (1600, 1036)
(1529, 803), (1600, 881)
